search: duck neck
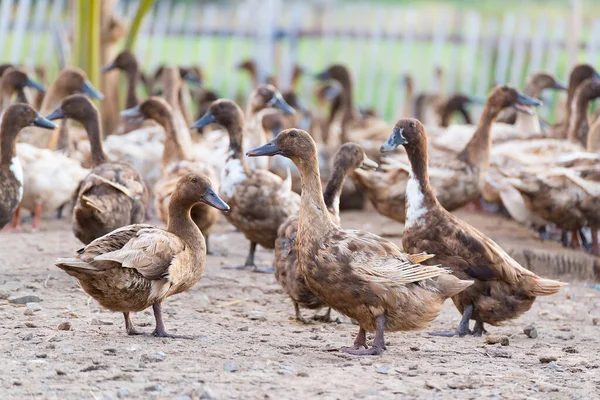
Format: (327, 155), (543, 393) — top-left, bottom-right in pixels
(82, 111), (108, 167)
(167, 199), (205, 256)
(0, 83), (15, 112)
(296, 154), (336, 235)
(404, 141), (441, 224)
(567, 93), (590, 145)
(322, 163), (351, 222)
(0, 119), (18, 166)
(523, 81), (542, 99)
(458, 102), (497, 169)
(124, 68), (139, 109)
(160, 114), (187, 167)
(225, 119), (249, 171)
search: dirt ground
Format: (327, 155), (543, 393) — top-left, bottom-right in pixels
(0, 209), (599, 400)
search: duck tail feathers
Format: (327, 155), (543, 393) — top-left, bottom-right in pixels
(433, 274), (474, 298)
(527, 277), (567, 296)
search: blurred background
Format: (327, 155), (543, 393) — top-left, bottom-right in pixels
(2, 0), (599, 122)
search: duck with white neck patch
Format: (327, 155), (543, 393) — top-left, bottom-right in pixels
(389, 118), (566, 337)
(247, 128), (473, 356)
(192, 98), (299, 273)
(1, 104), (56, 230)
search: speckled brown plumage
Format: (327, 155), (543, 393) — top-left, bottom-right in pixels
(46, 95), (148, 244)
(248, 129), (473, 355)
(397, 119), (566, 335)
(55, 173), (228, 337)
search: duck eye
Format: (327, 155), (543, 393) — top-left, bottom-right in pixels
(289, 131), (297, 137)
(191, 177), (198, 183)
(501, 86), (509, 92)
(409, 122), (415, 128)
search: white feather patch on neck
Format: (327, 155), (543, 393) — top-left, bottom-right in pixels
(220, 151), (247, 198)
(405, 173), (427, 229)
(10, 156), (23, 202)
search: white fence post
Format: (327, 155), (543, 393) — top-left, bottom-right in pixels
(494, 13), (516, 85)
(461, 12), (481, 94)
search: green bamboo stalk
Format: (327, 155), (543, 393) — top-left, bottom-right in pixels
(124, 0), (156, 51)
(73, 0), (101, 89)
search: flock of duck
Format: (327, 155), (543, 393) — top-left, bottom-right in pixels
(4, 51), (600, 356)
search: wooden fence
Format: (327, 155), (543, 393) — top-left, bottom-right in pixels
(0, 0), (599, 121)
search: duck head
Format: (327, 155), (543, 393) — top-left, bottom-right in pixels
(53, 68), (104, 100)
(248, 84), (295, 115)
(191, 99), (244, 131)
(260, 109), (284, 138)
(381, 119), (419, 153)
(173, 173), (230, 212)
(246, 128), (317, 166)
(121, 97), (173, 125)
(45, 94), (98, 124)
(2, 104), (56, 139)
(102, 50), (138, 74)
(0, 67), (46, 93)
(568, 64), (600, 95)
(179, 66), (204, 85)
(314, 64), (351, 87)
(485, 85), (542, 117)
(237, 59), (257, 76)
(334, 143), (378, 171)
(529, 72), (567, 92)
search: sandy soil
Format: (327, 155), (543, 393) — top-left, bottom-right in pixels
(0, 209), (599, 399)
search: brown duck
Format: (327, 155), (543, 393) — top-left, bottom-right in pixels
(55, 173), (229, 337)
(122, 97), (220, 253)
(388, 118), (566, 336)
(247, 129), (473, 355)
(46, 94), (149, 244)
(275, 143), (378, 323)
(0, 104), (56, 229)
(192, 98), (299, 272)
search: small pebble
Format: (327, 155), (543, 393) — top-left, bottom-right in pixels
(563, 346), (578, 354)
(199, 386), (216, 400)
(0, 290), (10, 300)
(141, 352), (166, 363)
(104, 348), (117, 356)
(62, 348), (73, 355)
(425, 380), (442, 391)
(8, 294), (41, 304)
(117, 388), (129, 399)
(376, 365), (391, 375)
(57, 322), (71, 331)
(13, 381), (22, 386)
(247, 312), (266, 321)
(297, 371), (308, 377)
(523, 326), (538, 338)
(27, 303), (42, 312)
(238, 326), (249, 331)
(224, 361), (238, 372)
(592, 318), (599, 326)
(35, 353), (47, 359)
(485, 335), (509, 346)
(409, 346), (419, 351)
(23, 309), (34, 316)
(144, 384), (161, 392)
(486, 348), (511, 358)
(25, 322), (37, 328)
(539, 355), (558, 364)
(91, 318), (113, 326)
(21, 333), (34, 341)
(56, 369), (66, 376)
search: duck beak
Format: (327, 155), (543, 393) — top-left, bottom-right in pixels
(513, 92), (542, 115)
(191, 111), (216, 130)
(552, 81), (567, 91)
(314, 70), (331, 80)
(120, 104), (142, 118)
(81, 79), (104, 100)
(101, 62), (117, 73)
(268, 93), (295, 115)
(381, 127), (406, 153)
(25, 77), (46, 92)
(360, 155), (378, 170)
(183, 71), (202, 85)
(32, 113), (57, 130)
(246, 139), (281, 157)
(45, 105), (65, 121)
(203, 187), (230, 211)
(594, 70), (600, 80)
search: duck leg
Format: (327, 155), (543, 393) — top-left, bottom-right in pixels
(293, 302), (309, 324)
(569, 231), (581, 249)
(313, 307), (334, 323)
(123, 312), (144, 336)
(226, 242), (273, 273)
(590, 229), (600, 256)
(561, 231), (569, 247)
(341, 315), (386, 356)
(5, 206), (22, 232)
(151, 302), (192, 339)
(471, 320), (488, 337)
(579, 229), (590, 251)
(429, 304), (473, 337)
(32, 204), (42, 231)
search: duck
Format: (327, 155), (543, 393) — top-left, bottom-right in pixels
(437, 94), (483, 128)
(275, 143), (378, 323)
(191, 99), (300, 273)
(0, 67), (46, 113)
(389, 118), (566, 336)
(414, 66), (445, 126)
(55, 173), (229, 337)
(101, 50), (149, 136)
(357, 85), (541, 223)
(550, 64), (600, 140)
(0, 104), (56, 230)
(121, 97), (220, 253)
(247, 128), (473, 355)
(45, 94), (149, 244)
